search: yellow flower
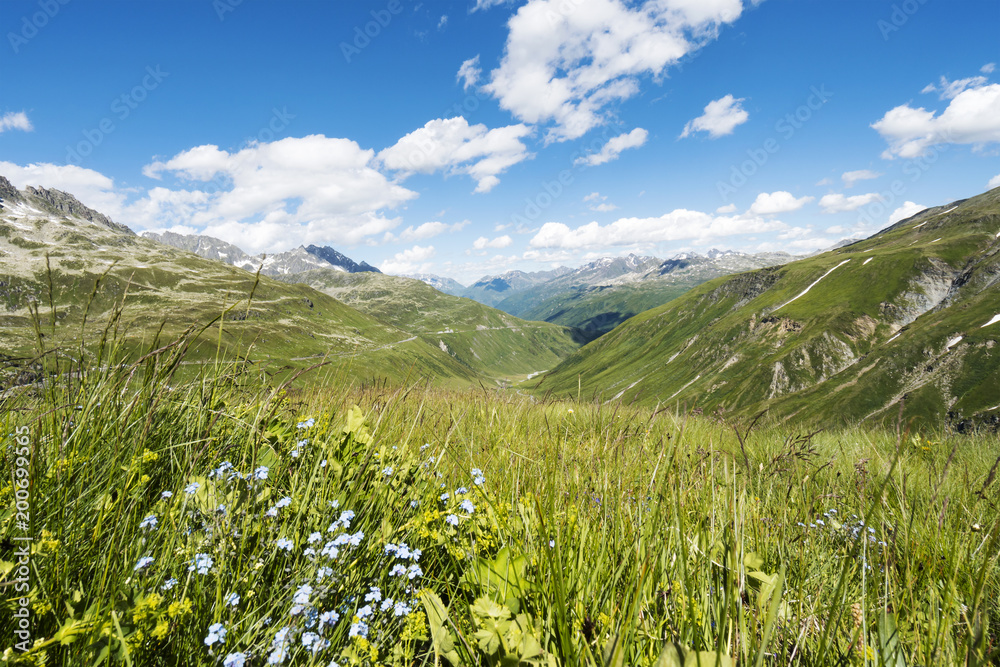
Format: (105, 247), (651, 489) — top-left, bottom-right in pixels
(167, 598), (192, 619)
(151, 619), (170, 641)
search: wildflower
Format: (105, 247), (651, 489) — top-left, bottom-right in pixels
(364, 587), (381, 603)
(297, 418), (315, 429)
(189, 553), (214, 575)
(268, 627), (293, 664)
(316, 566), (334, 582)
(380, 598), (395, 612)
(445, 514), (459, 526)
(225, 592), (240, 607)
(293, 584), (313, 606)
(348, 531), (364, 547)
(216, 504), (227, 515)
(320, 459), (327, 468)
(161, 491), (173, 500)
(139, 515), (158, 531)
(318, 610), (340, 631)
(276, 538), (294, 552)
(816, 519), (825, 527)
(459, 499), (475, 514)
(384, 543), (398, 555)
(406, 564), (423, 580)
(223, 654), (246, 667)
(394, 601), (412, 617)
(184, 482), (200, 495)
(276, 497), (292, 509)
(134, 556), (154, 571)
(321, 542), (339, 560)
(410, 500), (419, 509)
(210, 462), (234, 479)
(348, 620), (368, 638)
(421, 443), (430, 451)
(204, 622), (227, 647)
(472, 468), (485, 485)
(252, 466), (269, 481)
(161, 578), (178, 591)
(455, 487), (468, 495)
(357, 604), (373, 619)
(302, 631), (329, 654)
(390, 563), (407, 577)
(382, 466), (393, 476)
(308, 532), (322, 544)
(567, 408), (574, 414)
(549, 540), (555, 548)
(440, 492), (449, 501)
(304, 547), (316, 557)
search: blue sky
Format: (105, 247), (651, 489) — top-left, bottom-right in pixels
(1, 0), (998, 283)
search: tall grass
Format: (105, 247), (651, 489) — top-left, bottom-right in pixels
(1, 327), (998, 666)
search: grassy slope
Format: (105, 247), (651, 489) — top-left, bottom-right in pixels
(534, 188), (1000, 428)
(277, 270), (584, 380)
(0, 210), (479, 388)
(2, 348), (996, 665)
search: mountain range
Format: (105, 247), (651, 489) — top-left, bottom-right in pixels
(534, 187), (1000, 430)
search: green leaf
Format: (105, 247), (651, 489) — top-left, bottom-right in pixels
(743, 551), (764, 571)
(419, 590), (463, 666)
(655, 643), (686, 667)
(684, 652), (733, 667)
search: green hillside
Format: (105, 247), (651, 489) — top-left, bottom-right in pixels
(276, 269), (584, 380)
(0, 181), (479, 388)
(534, 187), (1000, 429)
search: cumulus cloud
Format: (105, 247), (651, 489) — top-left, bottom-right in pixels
(819, 192), (883, 213)
(484, 0), (745, 141)
(841, 169), (881, 187)
(377, 116), (532, 193)
(383, 220), (468, 243)
(457, 56), (481, 89)
(380, 245), (437, 275)
(748, 191), (813, 215)
(988, 173), (1000, 189)
(0, 111), (33, 133)
(680, 94), (749, 139)
(471, 0), (513, 10)
(872, 82), (1000, 158)
(983, 63), (996, 75)
(472, 234), (513, 249)
(574, 128), (648, 166)
(716, 203), (738, 214)
(888, 201), (927, 224)
(528, 208), (785, 249)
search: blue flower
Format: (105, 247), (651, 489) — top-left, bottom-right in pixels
(161, 578), (178, 591)
(364, 586), (381, 603)
(189, 553), (214, 575)
(410, 499), (419, 509)
(321, 542), (339, 560)
(445, 514), (459, 526)
(204, 622), (227, 647)
(390, 564), (407, 577)
(252, 466), (269, 481)
(472, 468), (485, 485)
(394, 601), (412, 617)
(276, 538), (294, 552)
(160, 490), (173, 500)
(440, 492), (449, 502)
(459, 499), (475, 514)
(268, 627), (293, 664)
(225, 592), (240, 607)
(382, 466), (394, 476)
(318, 610), (340, 631)
(276, 496), (292, 509)
(223, 653), (246, 667)
(297, 418), (315, 429)
(134, 556), (154, 571)
(184, 482), (200, 495)
(302, 631), (329, 654)
(316, 566), (334, 582)
(455, 487), (469, 495)
(293, 584), (313, 605)
(380, 598), (395, 612)
(357, 604), (373, 619)
(406, 564), (423, 580)
(348, 620), (369, 638)
(139, 515), (158, 531)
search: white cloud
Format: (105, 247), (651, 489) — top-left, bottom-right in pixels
(0, 161), (126, 218)
(438, 15), (449, 29)
(815, 177), (833, 186)
(983, 63), (996, 75)
(680, 94), (748, 139)
(819, 192), (883, 213)
(748, 191), (813, 215)
(473, 234), (513, 249)
(921, 75), (989, 100)
(582, 191), (618, 211)
(484, 0), (744, 141)
(716, 203), (737, 214)
(380, 245), (437, 275)
(841, 169), (881, 187)
(0, 111), (33, 133)
(377, 117), (532, 193)
(988, 173), (1000, 189)
(872, 83), (1000, 158)
(457, 55), (481, 90)
(574, 128), (648, 166)
(384, 220), (467, 243)
(590, 202), (618, 212)
(528, 208), (785, 249)
(583, 192), (602, 202)
(888, 201), (927, 224)
(471, 0), (512, 10)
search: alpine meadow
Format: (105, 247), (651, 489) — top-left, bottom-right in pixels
(1, 1), (999, 666)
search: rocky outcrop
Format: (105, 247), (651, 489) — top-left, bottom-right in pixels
(24, 185), (134, 235)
